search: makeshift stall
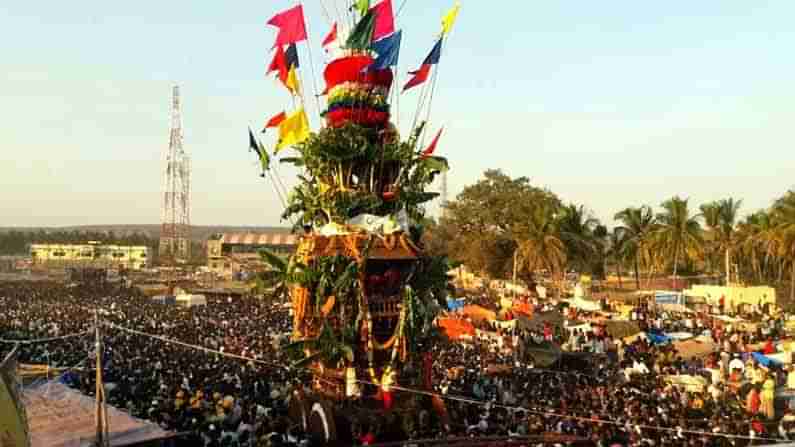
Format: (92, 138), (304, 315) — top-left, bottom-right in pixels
(175, 293), (207, 308)
(462, 305), (497, 323)
(665, 374), (707, 393)
(437, 318), (476, 340)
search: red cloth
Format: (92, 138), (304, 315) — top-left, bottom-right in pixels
(360, 433), (375, 445)
(323, 55), (375, 92)
(370, 0), (395, 41)
(382, 391), (393, 410)
(763, 341), (775, 355)
(267, 5), (308, 48)
(423, 352), (433, 390)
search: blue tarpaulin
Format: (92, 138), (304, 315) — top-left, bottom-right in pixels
(647, 332), (672, 345)
(655, 292), (684, 305)
(447, 298), (465, 312)
(752, 351), (783, 368)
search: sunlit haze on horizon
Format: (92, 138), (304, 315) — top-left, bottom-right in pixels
(3, 1), (795, 227)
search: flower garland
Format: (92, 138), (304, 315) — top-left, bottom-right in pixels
(324, 108), (390, 128)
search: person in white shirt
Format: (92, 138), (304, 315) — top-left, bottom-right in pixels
(729, 355), (745, 373)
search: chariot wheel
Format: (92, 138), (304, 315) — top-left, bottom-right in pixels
(308, 399), (338, 443)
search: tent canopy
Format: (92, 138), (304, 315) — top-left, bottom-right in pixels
(517, 312), (564, 332)
(462, 305), (496, 322)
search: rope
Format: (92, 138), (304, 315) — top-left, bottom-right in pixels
(0, 330), (92, 345)
(299, 1), (326, 125)
(95, 321), (788, 443)
(101, 321), (290, 371)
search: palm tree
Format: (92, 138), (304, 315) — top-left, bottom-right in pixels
(614, 205), (656, 289)
(718, 199), (742, 284)
(556, 204), (600, 274)
(606, 227), (629, 289)
(515, 203), (567, 293)
(700, 201), (721, 278)
(738, 211), (779, 284)
(654, 196), (703, 282)
(773, 191), (795, 302)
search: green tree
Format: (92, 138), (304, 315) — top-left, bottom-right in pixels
(717, 198), (742, 284)
(556, 203), (600, 275)
(654, 196), (703, 281)
(700, 201), (721, 277)
(614, 205), (656, 289)
(444, 169), (560, 279)
(605, 227), (629, 289)
(514, 203), (567, 290)
(772, 191), (795, 302)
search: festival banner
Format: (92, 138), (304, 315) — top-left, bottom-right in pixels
(0, 347), (30, 447)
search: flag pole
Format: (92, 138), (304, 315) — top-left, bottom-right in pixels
(298, 1), (326, 125)
(419, 41), (443, 147)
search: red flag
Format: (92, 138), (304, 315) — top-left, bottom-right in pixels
(421, 127), (443, 157)
(322, 22), (338, 47)
(267, 5), (308, 48)
(370, 0), (395, 41)
(263, 111), (287, 132)
(267, 45), (289, 85)
(402, 64), (431, 92)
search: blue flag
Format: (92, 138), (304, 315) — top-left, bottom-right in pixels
(285, 43), (300, 69)
(423, 38), (442, 65)
(371, 30), (402, 70)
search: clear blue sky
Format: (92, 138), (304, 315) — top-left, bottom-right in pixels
(2, 1), (795, 227)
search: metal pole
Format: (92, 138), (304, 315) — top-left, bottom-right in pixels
(94, 311), (109, 447)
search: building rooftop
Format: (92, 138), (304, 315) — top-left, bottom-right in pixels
(215, 232), (298, 245)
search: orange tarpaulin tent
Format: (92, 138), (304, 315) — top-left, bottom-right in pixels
(462, 305), (497, 322)
(438, 318), (476, 340)
(512, 301), (534, 317)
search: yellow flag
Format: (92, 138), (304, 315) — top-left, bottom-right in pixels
(285, 64), (301, 96)
(276, 107), (310, 152)
(441, 2), (460, 35)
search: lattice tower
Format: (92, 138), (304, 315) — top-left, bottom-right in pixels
(159, 85), (191, 263)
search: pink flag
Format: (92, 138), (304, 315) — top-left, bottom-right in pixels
(267, 5), (308, 48)
(371, 0), (395, 41)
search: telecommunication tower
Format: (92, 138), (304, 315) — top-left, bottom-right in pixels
(159, 85), (191, 263)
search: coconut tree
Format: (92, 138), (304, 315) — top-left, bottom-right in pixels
(515, 203), (567, 294)
(614, 205), (656, 289)
(718, 198), (743, 284)
(699, 201), (721, 278)
(556, 203), (600, 274)
(773, 191), (795, 302)
(654, 196), (703, 282)
(739, 211), (779, 284)
(606, 227), (629, 289)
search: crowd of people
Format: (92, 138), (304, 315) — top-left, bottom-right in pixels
(2, 280), (795, 446)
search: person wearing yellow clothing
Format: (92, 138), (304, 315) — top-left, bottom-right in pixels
(752, 366), (766, 385)
(761, 378), (776, 420)
(174, 390), (185, 411)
